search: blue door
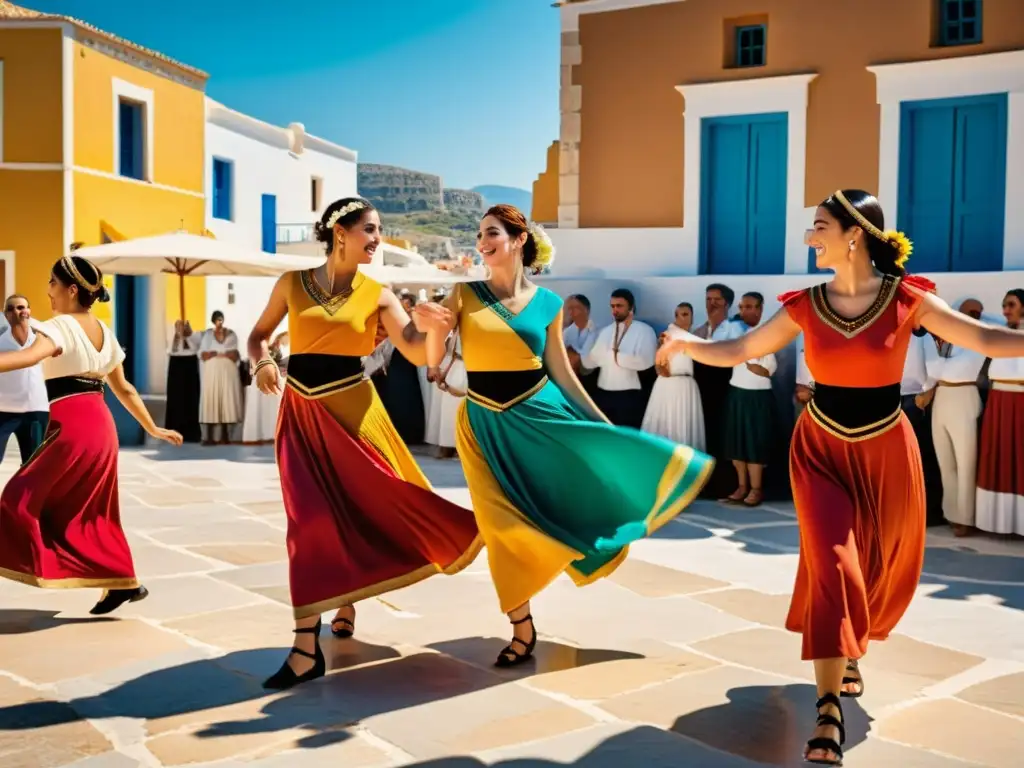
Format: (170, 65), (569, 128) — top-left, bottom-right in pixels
(261, 193), (277, 253)
(700, 113), (787, 275)
(898, 94), (1007, 272)
(106, 274), (150, 446)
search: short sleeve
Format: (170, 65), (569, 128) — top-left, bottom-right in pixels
(32, 318), (67, 350)
(888, 274), (935, 346)
(777, 288), (811, 329)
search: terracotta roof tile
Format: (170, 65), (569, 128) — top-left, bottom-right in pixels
(0, 1), (208, 81)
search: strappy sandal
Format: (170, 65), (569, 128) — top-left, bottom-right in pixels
(841, 659), (864, 698)
(742, 488), (764, 508)
(263, 618), (326, 690)
(721, 486), (749, 504)
(495, 613), (537, 668)
(331, 606), (356, 639)
(804, 692), (845, 766)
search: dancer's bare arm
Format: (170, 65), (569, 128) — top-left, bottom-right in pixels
(0, 334), (57, 373)
(544, 311), (610, 424)
(248, 274), (290, 395)
(657, 309), (801, 369)
(107, 364), (183, 445)
(379, 289), (453, 367)
(421, 290), (462, 370)
(916, 291), (1024, 358)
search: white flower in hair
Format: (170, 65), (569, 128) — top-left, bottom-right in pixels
(528, 222), (555, 273)
(324, 201), (367, 229)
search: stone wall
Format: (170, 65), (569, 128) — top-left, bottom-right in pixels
(358, 163), (444, 213)
(442, 188), (485, 212)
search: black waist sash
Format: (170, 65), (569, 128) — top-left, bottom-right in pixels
(46, 376), (105, 402)
(807, 382), (902, 441)
(285, 353), (364, 399)
(467, 369), (548, 412)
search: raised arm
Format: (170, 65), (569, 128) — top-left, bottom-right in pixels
(421, 289), (461, 370)
(916, 291), (1024, 358)
(544, 311), (610, 424)
(0, 333), (58, 373)
(379, 288), (454, 367)
(658, 309), (801, 369)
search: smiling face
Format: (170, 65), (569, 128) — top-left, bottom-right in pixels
(806, 206), (862, 271)
(1003, 293), (1022, 327)
(47, 273), (78, 314)
(4, 296), (29, 327)
(337, 209), (382, 265)
(674, 304), (693, 330)
(477, 214), (527, 271)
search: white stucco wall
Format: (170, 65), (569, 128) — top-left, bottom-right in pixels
(202, 101), (357, 346)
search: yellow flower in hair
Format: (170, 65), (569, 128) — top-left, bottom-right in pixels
(885, 230), (913, 268)
(528, 222), (556, 273)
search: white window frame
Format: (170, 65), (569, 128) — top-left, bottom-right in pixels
(676, 73), (817, 275)
(111, 78), (155, 182)
(867, 50), (1024, 270)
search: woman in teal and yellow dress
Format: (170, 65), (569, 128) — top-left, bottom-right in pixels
(424, 204), (714, 667)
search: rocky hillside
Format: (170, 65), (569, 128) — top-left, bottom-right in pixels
(358, 164), (443, 213)
(443, 188), (485, 212)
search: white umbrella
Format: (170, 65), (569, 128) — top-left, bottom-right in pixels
(71, 232), (324, 319)
(359, 262), (488, 287)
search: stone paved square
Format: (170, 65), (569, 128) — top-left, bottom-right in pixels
(0, 444), (1021, 767)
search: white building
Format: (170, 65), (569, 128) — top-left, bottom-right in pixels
(203, 99), (357, 342)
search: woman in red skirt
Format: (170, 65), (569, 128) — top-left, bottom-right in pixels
(247, 197), (482, 691)
(976, 288), (1024, 535)
(658, 190), (1024, 766)
(0, 255), (182, 614)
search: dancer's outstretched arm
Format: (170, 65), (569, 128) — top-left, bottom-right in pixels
(107, 364), (183, 445)
(0, 333), (58, 373)
(916, 291), (1024, 358)
(544, 310), (609, 424)
(379, 288), (453, 367)
(657, 309), (800, 369)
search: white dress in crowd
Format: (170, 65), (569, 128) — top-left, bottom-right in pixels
(641, 325), (706, 451)
(242, 342), (287, 445)
(426, 334), (466, 450)
(198, 329), (243, 426)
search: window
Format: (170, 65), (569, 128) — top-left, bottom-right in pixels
(735, 25), (766, 68)
(212, 158), (233, 221)
(118, 99), (145, 180)
(262, 194), (277, 253)
(311, 176), (322, 212)
(939, 0), (982, 46)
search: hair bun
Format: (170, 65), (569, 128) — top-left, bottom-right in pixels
(97, 286), (111, 303)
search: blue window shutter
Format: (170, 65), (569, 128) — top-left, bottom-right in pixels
(262, 194), (277, 253)
(118, 101), (144, 180)
(213, 159), (232, 220)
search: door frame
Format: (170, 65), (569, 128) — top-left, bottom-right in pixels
(0, 251), (14, 298)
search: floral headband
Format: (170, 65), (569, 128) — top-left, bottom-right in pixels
(61, 254), (102, 292)
(833, 190), (913, 268)
(324, 201), (367, 229)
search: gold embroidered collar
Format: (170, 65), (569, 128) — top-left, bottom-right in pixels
(811, 275), (900, 339)
(301, 270), (360, 316)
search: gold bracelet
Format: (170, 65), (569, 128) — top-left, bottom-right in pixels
(251, 358), (277, 376)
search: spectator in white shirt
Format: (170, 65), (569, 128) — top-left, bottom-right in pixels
(721, 292), (777, 507)
(794, 338), (813, 417)
(563, 294), (597, 395)
(922, 298), (987, 536)
(900, 328), (945, 527)
(583, 288), (657, 428)
(0, 294), (50, 463)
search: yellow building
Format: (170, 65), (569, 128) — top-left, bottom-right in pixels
(0, 1), (208, 403)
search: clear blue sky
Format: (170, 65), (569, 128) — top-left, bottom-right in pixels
(28, 0), (561, 191)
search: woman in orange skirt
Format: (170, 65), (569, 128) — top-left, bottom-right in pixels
(658, 190), (1024, 765)
(248, 197), (482, 691)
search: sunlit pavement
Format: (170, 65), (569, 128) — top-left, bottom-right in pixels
(0, 443), (1021, 767)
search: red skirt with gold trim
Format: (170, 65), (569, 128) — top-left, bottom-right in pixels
(276, 381), (482, 619)
(0, 392), (138, 589)
(976, 388), (1024, 534)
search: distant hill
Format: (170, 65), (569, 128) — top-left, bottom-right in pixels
(472, 185), (533, 215)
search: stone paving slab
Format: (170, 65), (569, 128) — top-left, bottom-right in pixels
(0, 443), (1020, 767)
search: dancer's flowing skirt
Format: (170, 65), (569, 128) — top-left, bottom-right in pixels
(165, 355), (201, 442)
(0, 391), (138, 589)
(976, 386), (1024, 534)
(641, 374), (705, 451)
(786, 411), (925, 660)
(457, 375), (713, 613)
(277, 379), (483, 619)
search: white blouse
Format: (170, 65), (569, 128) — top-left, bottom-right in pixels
(199, 329), (239, 356)
(35, 315), (125, 380)
(662, 325), (696, 376)
(988, 355), (1024, 381)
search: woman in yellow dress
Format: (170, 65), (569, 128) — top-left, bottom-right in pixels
(248, 197), (482, 689)
(425, 204), (713, 667)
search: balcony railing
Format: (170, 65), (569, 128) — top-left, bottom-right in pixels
(277, 223), (315, 244)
